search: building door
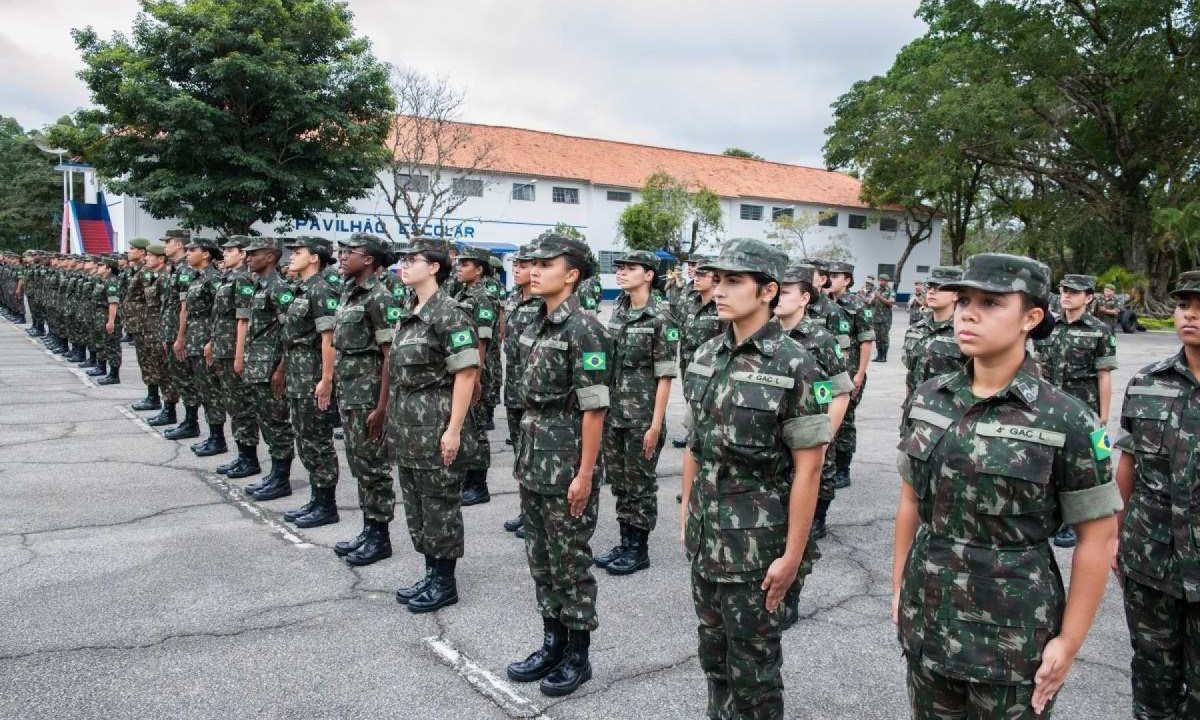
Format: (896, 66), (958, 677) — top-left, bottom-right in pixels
(877, 263), (895, 280)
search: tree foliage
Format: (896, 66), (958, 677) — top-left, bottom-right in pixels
(618, 170), (722, 257)
(722, 147), (764, 161)
(55, 0), (394, 235)
(0, 117), (62, 251)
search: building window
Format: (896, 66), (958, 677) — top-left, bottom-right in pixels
(879, 217), (899, 232)
(848, 214), (868, 230)
(818, 211), (839, 227)
(512, 183), (536, 201)
(598, 250), (623, 274)
(552, 187), (579, 204)
(772, 207), (794, 220)
(452, 178), (483, 197)
(877, 264), (895, 279)
(397, 173), (430, 194)
(607, 190), (632, 202)
(740, 204), (764, 221)
(916, 265), (930, 273)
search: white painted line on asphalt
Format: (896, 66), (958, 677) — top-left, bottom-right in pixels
(116, 405), (168, 439)
(67, 367), (97, 388)
(423, 636), (552, 720)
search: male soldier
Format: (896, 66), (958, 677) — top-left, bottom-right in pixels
(140, 244), (178, 419)
(901, 266), (965, 413)
(453, 245), (500, 505)
(236, 238), (295, 493)
(1096, 284), (1123, 330)
(575, 248), (603, 313)
(671, 258), (724, 449)
(908, 280), (926, 326)
(92, 257), (123, 385)
(152, 230), (192, 430)
(871, 273), (896, 362)
(1114, 270), (1200, 719)
(501, 244), (544, 537)
(168, 237), (222, 445)
(826, 261), (875, 489)
(484, 253), (506, 427)
(1034, 273), (1118, 548)
(207, 237), (261, 470)
(123, 239), (159, 406)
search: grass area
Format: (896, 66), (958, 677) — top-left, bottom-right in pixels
(1139, 316), (1175, 331)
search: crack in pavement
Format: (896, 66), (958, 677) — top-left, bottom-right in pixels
(541, 651), (698, 709)
(0, 501), (227, 540)
(0, 534), (38, 580)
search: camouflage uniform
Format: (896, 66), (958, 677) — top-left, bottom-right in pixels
(679, 293), (725, 376)
(898, 254), (1122, 719)
(240, 255), (295, 463)
(482, 270), (506, 411)
(503, 249), (544, 448)
(94, 265), (123, 375)
(140, 253), (173, 400)
(1033, 275), (1119, 417)
(1096, 292), (1124, 330)
(453, 248), (500, 478)
(871, 277), (896, 360)
(180, 249), (222, 426)
(162, 248), (197, 411)
(902, 267), (966, 417)
(576, 275), (602, 313)
(208, 238), (259, 449)
(908, 286), (927, 326)
(1115, 272), (1200, 719)
(829, 265), (875, 481)
(684, 241), (833, 720)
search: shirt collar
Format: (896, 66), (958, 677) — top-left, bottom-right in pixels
(720, 318), (784, 358)
(545, 294), (580, 325)
(938, 354), (1042, 408)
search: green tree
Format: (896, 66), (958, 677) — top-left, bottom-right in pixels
(722, 147), (764, 161)
(0, 117), (62, 251)
(55, 0), (394, 236)
(618, 170), (722, 257)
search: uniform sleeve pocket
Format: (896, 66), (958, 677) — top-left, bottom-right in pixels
(1121, 396), (1171, 454)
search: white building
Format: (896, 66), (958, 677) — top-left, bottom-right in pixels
(102, 120), (942, 298)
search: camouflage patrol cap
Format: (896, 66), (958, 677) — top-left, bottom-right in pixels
(1169, 271), (1200, 300)
(488, 255), (503, 270)
(1059, 274), (1096, 292)
(285, 236), (333, 256)
(1103, 283), (1116, 291)
(128, 237), (150, 250)
(940, 253), (1051, 303)
(513, 243), (536, 261)
(162, 229), (191, 243)
(244, 237), (282, 253)
(340, 233), (388, 255)
(146, 243), (167, 257)
(927, 266), (963, 286)
(397, 238), (453, 256)
(879, 273), (891, 281)
(185, 236), (220, 251)
(825, 261), (855, 275)
(220, 235), (250, 249)
(528, 233), (591, 263)
(456, 245), (492, 264)
(782, 264), (817, 285)
(699, 238), (787, 282)
(613, 250), (661, 273)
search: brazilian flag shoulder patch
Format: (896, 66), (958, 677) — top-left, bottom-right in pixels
(1109, 335), (1118, 348)
(239, 284), (255, 296)
(839, 320), (850, 333)
(325, 297), (339, 311)
(479, 307), (495, 321)
(582, 351), (607, 371)
(812, 380), (834, 406)
(834, 344), (844, 359)
(862, 308), (873, 320)
(1090, 428), (1113, 461)
(278, 291), (294, 305)
(386, 306), (402, 322)
(450, 329), (475, 349)
(107, 285), (118, 293)
(666, 327), (680, 342)
(584, 298), (597, 309)
(179, 273), (192, 283)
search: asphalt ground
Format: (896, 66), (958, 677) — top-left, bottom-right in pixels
(0, 312), (1176, 719)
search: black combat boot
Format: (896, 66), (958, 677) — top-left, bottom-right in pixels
(833, 454), (852, 489)
(281, 486), (318, 522)
(96, 366), (121, 385)
(345, 519), (392, 566)
(78, 348), (96, 367)
(131, 385), (161, 411)
(593, 523), (629, 569)
(810, 498), (830, 540)
(192, 424), (228, 457)
(122, 332), (133, 344)
(506, 618), (568, 682)
(407, 558), (458, 613)
(334, 519), (370, 558)
(224, 445), (262, 480)
(246, 458), (292, 501)
(607, 526), (649, 576)
(396, 555), (435, 605)
(503, 513), (525, 533)
(86, 360), (109, 377)
(146, 403), (178, 427)
(293, 486), (339, 528)
(482, 406), (496, 431)
(460, 469), (490, 506)
(539, 629), (591, 697)
(514, 525), (525, 539)
(163, 405), (200, 440)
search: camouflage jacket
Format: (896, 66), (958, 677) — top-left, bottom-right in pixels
(1096, 295), (1123, 328)
(576, 276), (602, 312)
(482, 276), (504, 302)
(907, 290), (926, 323)
(239, 271), (290, 383)
(1033, 312), (1118, 415)
(386, 288), (480, 469)
(143, 267), (166, 319)
(1115, 350), (1200, 600)
(897, 356), (1121, 684)
(872, 285), (896, 324)
(157, 262), (186, 343)
(333, 274), (397, 409)
(783, 317), (853, 400)
(683, 321), (833, 582)
(210, 268), (253, 360)
(322, 267), (344, 295)
(182, 265), (218, 356)
(833, 292), (876, 369)
(680, 294), (724, 374)
(808, 293), (852, 352)
(607, 293), (679, 428)
(502, 289), (544, 408)
(902, 316), (965, 398)
(281, 273), (339, 398)
(122, 263), (149, 333)
(456, 280), (501, 374)
(515, 294), (612, 494)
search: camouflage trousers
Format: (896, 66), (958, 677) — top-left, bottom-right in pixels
(520, 484), (599, 632)
(819, 446), (837, 502)
(461, 403), (491, 471)
(1061, 379), (1101, 418)
(208, 358), (259, 447)
(603, 423), (663, 532)
(397, 464), (464, 558)
(1123, 578), (1200, 719)
(168, 349), (197, 408)
(906, 656), (1049, 720)
(835, 375), (866, 466)
(287, 396), (339, 489)
(783, 537), (822, 612)
(188, 356), (224, 425)
(339, 407), (394, 522)
(874, 319), (892, 355)
(136, 334), (173, 398)
(506, 407), (525, 454)
(486, 351), (502, 409)
(248, 381), (294, 461)
(691, 570), (784, 720)
(92, 321), (121, 369)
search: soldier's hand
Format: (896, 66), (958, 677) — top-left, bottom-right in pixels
(1032, 636), (1077, 714)
(314, 378), (332, 411)
(367, 408), (386, 442)
(472, 380), (482, 405)
(440, 428), (461, 467)
(173, 338), (185, 362)
(203, 342), (213, 367)
(105, 320), (115, 335)
(761, 556), (800, 613)
(270, 367), (285, 399)
(891, 589), (900, 625)
(642, 425), (661, 459)
(233, 356), (244, 375)
(566, 473), (592, 517)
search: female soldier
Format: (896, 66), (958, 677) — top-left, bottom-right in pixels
(500, 244), (542, 537)
(893, 253), (1121, 718)
(388, 239), (480, 613)
(1114, 270), (1200, 719)
(593, 250), (678, 576)
(169, 237), (222, 445)
(680, 239), (831, 719)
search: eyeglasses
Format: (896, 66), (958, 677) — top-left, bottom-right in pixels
(399, 256), (428, 267)
(337, 248), (367, 258)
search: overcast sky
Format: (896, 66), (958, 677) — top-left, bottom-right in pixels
(0, 0), (925, 168)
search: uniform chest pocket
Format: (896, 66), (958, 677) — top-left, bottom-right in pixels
(145, 286), (158, 299)
(289, 300), (311, 319)
(716, 491), (787, 571)
(334, 307), (371, 351)
(392, 338), (432, 366)
(973, 433), (1055, 516)
(726, 377), (787, 452)
(525, 342), (570, 396)
(1122, 393), (1174, 455)
(1065, 334), (1099, 373)
(252, 295), (267, 310)
(620, 329), (653, 367)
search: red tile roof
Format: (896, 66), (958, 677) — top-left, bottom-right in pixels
(390, 118), (888, 211)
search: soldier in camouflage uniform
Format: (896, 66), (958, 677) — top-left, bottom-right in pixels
(453, 246), (500, 506)
(804, 261), (855, 517)
(672, 261), (724, 450)
(388, 239), (481, 614)
(207, 237), (261, 472)
(330, 234), (398, 566)
(84, 257), (122, 385)
(826, 261), (875, 489)
(167, 237), (223, 444)
(505, 233), (610, 698)
(139, 244), (176, 419)
(484, 254), (506, 429)
(274, 236), (341, 527)
(123, 239), (161, 408)
(871, 273), (896, 362)
(901, 266), (965, 415)
(593, 251), (678, 576)
(679, 239), (832, 719)
(501, 244), (543, 536)
(1095, 284), (1123, 331)
(150, 230), (192, 429)
(1114, 270), (1200, 720)
(894, 253), (1121, 720)
(237, 238), (295, 494)
(908, 281), (927, 326)
(773, 263), (853, 628)
(1034, 274), (1118, 549)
